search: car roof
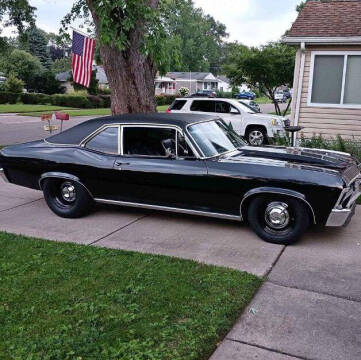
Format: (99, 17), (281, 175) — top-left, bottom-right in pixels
(46, 112), (217, 145)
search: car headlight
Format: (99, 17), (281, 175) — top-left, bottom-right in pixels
(272, 118), (281, 126)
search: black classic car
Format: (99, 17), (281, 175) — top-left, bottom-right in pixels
(1, 113), (360, 244)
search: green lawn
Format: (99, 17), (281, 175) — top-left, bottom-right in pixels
(0, 232), (261, 360)
(0, 104), (77, 113)
(19, 105), (169, 117)
(255, 96), (271, 104)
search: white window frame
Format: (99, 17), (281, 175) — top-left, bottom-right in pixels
(308, 51), (361, 109)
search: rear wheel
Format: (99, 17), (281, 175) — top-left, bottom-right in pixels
(245, 127), (268, 146)
(42, 178), (93, 218)
(247, 195), (310, 245)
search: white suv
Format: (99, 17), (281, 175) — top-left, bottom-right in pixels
(167, 98), (289, 146)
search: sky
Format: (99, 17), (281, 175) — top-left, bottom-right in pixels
(3, 0), (301, 47)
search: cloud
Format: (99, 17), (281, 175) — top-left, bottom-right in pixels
(3, 0), (300, 47)
(193, 0), (299, 46)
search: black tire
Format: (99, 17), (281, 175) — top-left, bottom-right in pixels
(247, 195), (310, 245)
(42, 178), (94, 218)
(245, 127), (268, 146)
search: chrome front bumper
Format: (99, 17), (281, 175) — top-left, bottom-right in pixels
(326, 177), (361, 227)
(0, 168), (9, 183)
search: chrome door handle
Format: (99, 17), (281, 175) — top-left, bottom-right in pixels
(114, 161), (130, 168)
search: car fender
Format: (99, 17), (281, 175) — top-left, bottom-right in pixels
(39, 172), (94, 198)
(240, 186), (316, 224)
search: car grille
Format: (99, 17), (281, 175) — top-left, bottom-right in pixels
(343, 165), (361, 185)
(283, 119), (290, 127)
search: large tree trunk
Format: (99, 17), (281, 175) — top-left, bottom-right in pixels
(87, 0), (159, 115)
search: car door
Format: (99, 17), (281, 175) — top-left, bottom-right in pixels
(79, 125), (121, 198)
(108, 125), (209, 211)
(215, 100), (245, 135)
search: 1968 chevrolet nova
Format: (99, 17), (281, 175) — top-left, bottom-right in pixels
(1, 113), (360, 244)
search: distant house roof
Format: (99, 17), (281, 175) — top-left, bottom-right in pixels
(285, 0), (361, 41)
(166, 72), (218, 81)
(55, 71), (71, 82)
(155, 76), (176, 82)
(217, 76), (230, 84)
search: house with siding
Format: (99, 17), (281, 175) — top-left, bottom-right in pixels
(283, 0), (361, 139)
(166, 72), (219, 94)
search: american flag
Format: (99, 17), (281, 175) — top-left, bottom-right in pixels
(72, 30), (95, 88)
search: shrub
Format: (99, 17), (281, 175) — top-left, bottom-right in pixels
(299, 134), (361, 160)
(155, 94), (177, 106)
(21, 93), (52, 105)
(178, 87), (189, 97)
(99, 95), (111, 108)
(87, 95), (104, 108)
(51, 94), (91, 108)
(0, 92), (20, 104)
(26, 71), (65, 95)
(5, 74), (24, 93)
(98, 87), (111, 95)
(216, 91), (233, 98)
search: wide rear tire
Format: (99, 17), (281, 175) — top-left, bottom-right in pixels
(247, 195), (310, 245)
(42, 178), (94, 218)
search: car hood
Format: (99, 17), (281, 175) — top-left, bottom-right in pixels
(248, 113), (286, 121)
(220, 145), (360, 182)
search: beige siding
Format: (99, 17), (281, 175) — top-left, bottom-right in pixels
(296, 45), (361, 139)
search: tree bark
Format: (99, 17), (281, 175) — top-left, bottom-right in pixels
(87, 0), (159, 115)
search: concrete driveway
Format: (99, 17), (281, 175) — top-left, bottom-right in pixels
(1, 183), (360, 360)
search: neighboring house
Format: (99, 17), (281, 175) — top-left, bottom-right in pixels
(94, 65), (109, 89)
(155, 76), (176, 95)
(55, 71), (73, 92)
(166, 72), (219, 94)
(216, 76), (250, 93)
(56, 65), (109, 92)
(283, 0), (361, 139)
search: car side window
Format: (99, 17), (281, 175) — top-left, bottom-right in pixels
(215, 101), (231, 113)
(190, 100), (215, 112)
(122, 127), (176, 157)
(85, 126), (119, 154)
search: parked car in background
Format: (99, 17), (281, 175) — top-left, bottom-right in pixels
(283, 89), (292, 99)
(275, 91), (287, 103)
(236, 91), (256, 100)
(2, 113), (360, 245)
(168, 98), (289, 146)
(190, 89), (217, 98)
(239, 100), (261, 113)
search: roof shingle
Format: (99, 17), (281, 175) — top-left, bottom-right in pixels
(288, 0), (361, 38)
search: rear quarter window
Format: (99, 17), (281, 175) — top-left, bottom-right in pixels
(169, 100), (186, 110)
(190, 100), (215, 112)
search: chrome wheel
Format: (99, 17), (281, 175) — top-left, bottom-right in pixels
(265, 202), (290, 230)
(60, 181), (76, 203)
(249, 130), (264, 145)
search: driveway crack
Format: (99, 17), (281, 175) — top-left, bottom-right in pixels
(88, 214), (148, 246)
(225, 338), (312, 360)
(0, 198), (42, 213)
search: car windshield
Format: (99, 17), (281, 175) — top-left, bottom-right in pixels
(187, 120), (246, 157)
(238, 101), (256, 114)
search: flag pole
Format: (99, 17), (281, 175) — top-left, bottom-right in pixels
(70, 26), (95, 39)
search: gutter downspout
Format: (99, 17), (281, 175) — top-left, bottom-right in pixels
(293, 42), (306, 146)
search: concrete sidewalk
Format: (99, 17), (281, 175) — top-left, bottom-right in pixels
(0, 183), (360, 359)
(0, 183), (283, 277)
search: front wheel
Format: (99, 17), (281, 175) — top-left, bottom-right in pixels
(247, 195), (310, 245)
(42, 178), (94, 218)
(245, 127), (268, 146)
